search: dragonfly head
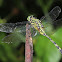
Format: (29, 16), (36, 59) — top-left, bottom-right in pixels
(27, 15), (34, 22)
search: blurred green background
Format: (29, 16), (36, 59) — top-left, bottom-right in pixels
(0, 0), (62, 62)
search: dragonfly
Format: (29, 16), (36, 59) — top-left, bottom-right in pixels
(27, 15), (62, 54)
(0, 6), (62, 53)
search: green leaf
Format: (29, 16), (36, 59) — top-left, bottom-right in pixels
(34, 27), (62, 62)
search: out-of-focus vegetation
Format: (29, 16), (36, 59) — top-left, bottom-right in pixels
(0, 0), (62, 62)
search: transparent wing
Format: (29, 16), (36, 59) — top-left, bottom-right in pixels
(0, 21), (37, 37)
(40, 6), (61, 22)
(1, 32), (26, 47)
(0, 21), (28, 33)
(0, 21), (37, 45)
(49, 6), (61, 21)
(40, 6), (61, 35)
(53, 18), (62, 28)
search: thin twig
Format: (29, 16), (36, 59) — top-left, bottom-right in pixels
(25, 24), (33, 62)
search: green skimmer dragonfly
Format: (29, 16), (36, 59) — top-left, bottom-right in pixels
(0, 6), (62, 54)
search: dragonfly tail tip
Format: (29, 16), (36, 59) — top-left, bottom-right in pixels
(60, 49), (62, 54)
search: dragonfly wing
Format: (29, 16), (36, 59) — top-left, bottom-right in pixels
(53, 18), (62, 28)
(0, 23), (15, 33)
(1, 27), (37, 46)
(14, 22), (37, 37)
(0, 21), (28, 33)
(40, 6), (61, 35)
(2, 32), (26, 47)
(49, 6), (61, 21)
(0, 21), (37, 45)
(0, 21), (37, 36)
(40, 6), (61, 23)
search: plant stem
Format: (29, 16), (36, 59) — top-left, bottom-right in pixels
(25, 24), (33, 62)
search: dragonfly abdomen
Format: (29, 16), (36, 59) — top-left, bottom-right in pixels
(45, 34), (62, 54)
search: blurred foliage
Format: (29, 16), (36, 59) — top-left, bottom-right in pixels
(0, 0), (3, 7)
(0, 0), (62, 62)
(33, 27), (62, 62)
(36, 0), (53, 14)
